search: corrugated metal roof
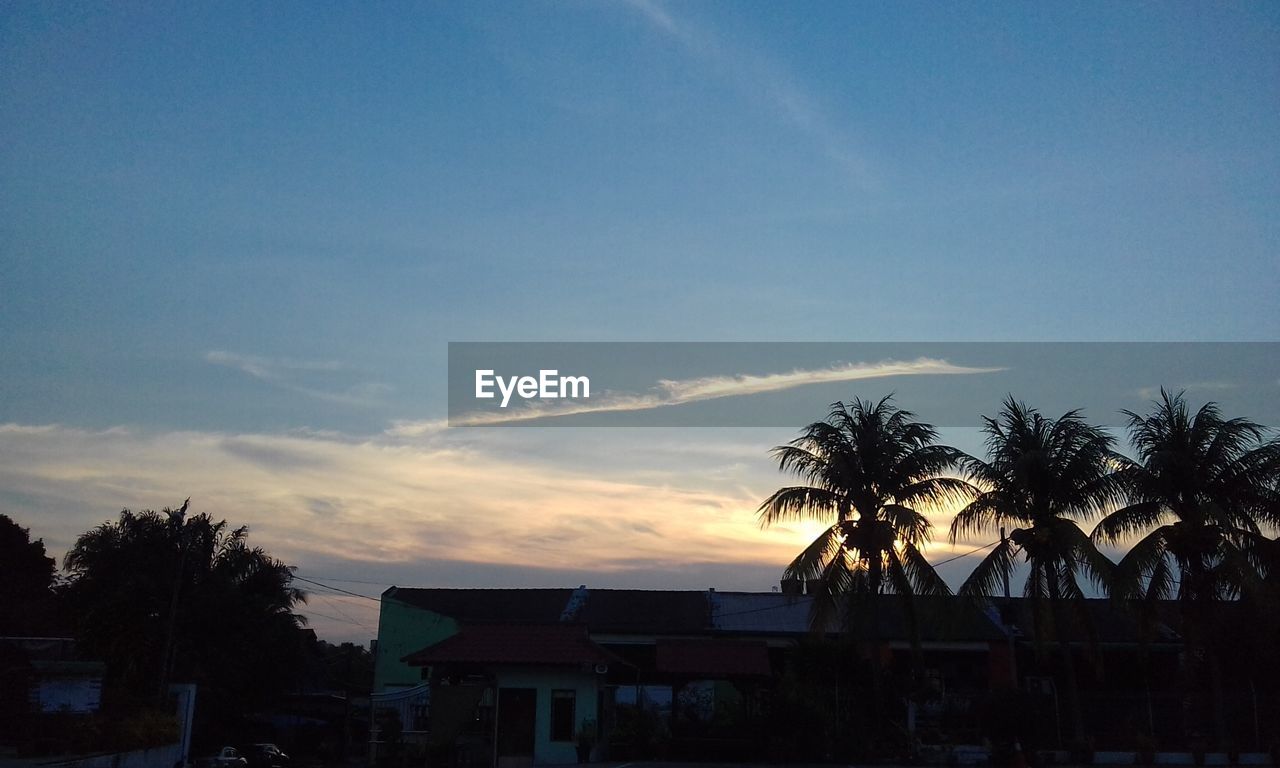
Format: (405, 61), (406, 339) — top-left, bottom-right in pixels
(710, 592), (817, 634)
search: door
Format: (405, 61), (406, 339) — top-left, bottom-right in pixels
(496, 687), (537, 759)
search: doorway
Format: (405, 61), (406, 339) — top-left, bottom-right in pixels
(496, 688), (537, 768)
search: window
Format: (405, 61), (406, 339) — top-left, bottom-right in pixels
(550, 689), (576, 741)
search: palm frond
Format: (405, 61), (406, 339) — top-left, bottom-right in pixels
(758, 485), (842, 525)
(958, 538), (1017, 598)
(782, 524), (846, 582)
(899, 541), (953, 597)
(1092, 501), (1167, 544)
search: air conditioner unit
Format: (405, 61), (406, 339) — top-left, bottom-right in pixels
(594, 663), (609, 675)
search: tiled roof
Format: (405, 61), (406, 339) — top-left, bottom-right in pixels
(655, 639), (772, 678)
(402, 623), (620, 667)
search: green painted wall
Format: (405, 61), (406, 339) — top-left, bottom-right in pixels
(372, 591), (458, 692)
(495, 667), (600, 766)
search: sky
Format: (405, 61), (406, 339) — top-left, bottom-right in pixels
(2, 2), (1278, 643)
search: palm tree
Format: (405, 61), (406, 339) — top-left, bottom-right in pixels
(951, 397), (1123, 748)
(759, 395), (971, 744)
(760, 396), (970, 626)
(1093, 389), (1280, 747)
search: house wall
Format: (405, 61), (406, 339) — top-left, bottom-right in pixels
(496, 667), (599, 766)
(372, 594), (458, 692)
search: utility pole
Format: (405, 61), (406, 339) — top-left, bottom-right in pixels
(1001, 527), (1017, 687)
(157, 498), (191, 704)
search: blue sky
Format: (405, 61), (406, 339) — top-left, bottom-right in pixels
(2, 2), (1278, 641)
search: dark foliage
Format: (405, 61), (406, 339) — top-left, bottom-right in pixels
(60, 502), (309, 741)
(0, 514), (59, 635)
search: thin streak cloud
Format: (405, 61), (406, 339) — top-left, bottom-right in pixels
(206, 351), (391, 409)
(619, 0), (874, 186)
(205, 351), (344, 380)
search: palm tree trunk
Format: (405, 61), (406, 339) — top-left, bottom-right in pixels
(868, 557), (884, 753)
(1186, 565), (1228, 749)
(1045, 565), (1086, 747)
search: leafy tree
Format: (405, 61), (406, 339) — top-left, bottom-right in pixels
(307, 639), (374, 695)
(0, 514), (58, 635)
(759, 396), (970, 746)
(62, 502), (309, 738)
(951, 397), (1123, 747)
(1093, 390), (1280, 747)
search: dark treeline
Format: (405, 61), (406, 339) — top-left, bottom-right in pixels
(0, 505), (369, 755)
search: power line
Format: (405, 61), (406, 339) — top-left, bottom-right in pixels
(304, 608), (369, 627)
(297, 575), (396, 587)
(928, 540), (1000, 568)
(293, 575), (381, 602)
(313, 592), (377, 634)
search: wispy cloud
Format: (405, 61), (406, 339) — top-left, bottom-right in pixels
(442, 357), (1003, 426)
(205, 351), (344, 380)
(205, 351), (390, 408)
(619, 0), (874, 186)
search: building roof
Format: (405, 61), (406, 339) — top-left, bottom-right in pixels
(711, 592), (817, 634)
(710, 592), (1008, 642)
(655, 639), (772, 678)
(402, 623), (620, 667)
(851, 596), (1009, 643)
(1003, 597), (1181, 645)
(577, 589), (709, 634)
(384, 587), (1192, 645)
(387, 587), (709, 635)
(389, 588), (575, 624)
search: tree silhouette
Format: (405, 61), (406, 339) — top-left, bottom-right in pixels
(1093, 389), (1280, 748)
(759, 396), (970, 747)
(951, 397), (1123, 748)
(62, 503), (309, 737)
(0, 514), (58, 635)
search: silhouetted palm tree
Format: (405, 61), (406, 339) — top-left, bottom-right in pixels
(760, 396), (970, 630)
(1093, 389), (1280, 747)
(760, 396), (971, 749)
(951, 397), (1123, 747)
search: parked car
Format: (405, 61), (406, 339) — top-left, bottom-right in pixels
(200, 747), (248, 768)
(244, 744), (290, 768)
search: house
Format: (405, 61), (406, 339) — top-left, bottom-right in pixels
(372, 586), (1280, 762)
(369, 585), (1021, 764)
